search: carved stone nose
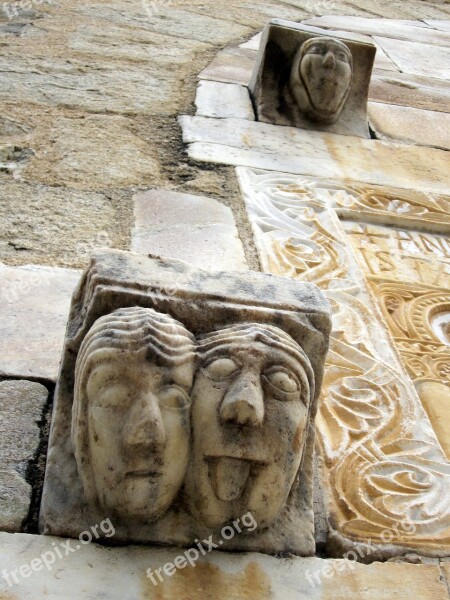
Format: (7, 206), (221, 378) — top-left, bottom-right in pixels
(323, 51), (336, 68)
(219, 373), (264, 427)
(123, 394), (166, 447)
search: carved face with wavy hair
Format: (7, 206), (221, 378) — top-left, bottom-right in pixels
(184, 323), (314, 530)
(72, 307), (195, 523)
(289, 37), (353, 124)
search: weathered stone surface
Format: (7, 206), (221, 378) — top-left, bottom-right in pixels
(132, 190), (248, 271)
(21, 115), (163, 191)
(0, 263), (80, 381)
(370, 71), (450, 113)
(195, 81), (254, 120)
(305, 15), (450, 46)
(41, 249), (331, 556)
(0, 380), (48, 532)
(369, 102), (450, 150)
(180, 115), (450, 194)
(374, 36), (450, 79)
(1, 532), (449, 599)
(249, 20), (375, 138)
(0, 181), (126, 268)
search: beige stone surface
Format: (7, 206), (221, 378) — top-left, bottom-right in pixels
(1, 534), (449, 599)
(21, 115), (163, 191)
(0, 181), (128, 268)
(370, 71), (450, 113)
(369, 102), (450, 150)
(375, 36), (450, 79)
(180, 115), (450, 194)
(0, 263), (80, 381)
(0, 381), (48, 532)
(132, 190), (248, 270)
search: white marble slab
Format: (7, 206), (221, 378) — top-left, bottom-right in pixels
(369, 102), (450, 150)
(375, 37), (450, 79)
(304, 16), (450, 46)
(1, 533), (448, 599)
(239, 32), (262, 50)
(195, 80), (254, 120)
(132, 189), (248, 271)
(424, 20), (450, 33)
(0, 264), (81, 381)
(179, 115), (450, 195)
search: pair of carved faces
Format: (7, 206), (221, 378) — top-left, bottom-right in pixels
(73, 308), (314, 531)
(290, 37), (353, 124)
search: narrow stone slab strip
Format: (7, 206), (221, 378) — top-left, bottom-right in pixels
(0, 381), (48, 532)
(0, 533), (448, 599)
(369, 102), (450, 150)
(180, 115), (450, 194)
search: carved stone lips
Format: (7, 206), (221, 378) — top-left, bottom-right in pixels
(125, 470), (162, 478)
(206, 456), (267, 502)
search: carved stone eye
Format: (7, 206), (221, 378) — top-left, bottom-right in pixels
(204, 358), (240, 380)
(264, 368), (299, 395)
(308, 45), (323, 55)
(158, 386), (191, 410)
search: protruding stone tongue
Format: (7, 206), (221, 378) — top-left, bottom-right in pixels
(210, 458), (251, 502)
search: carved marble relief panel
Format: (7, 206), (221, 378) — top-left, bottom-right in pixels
(40, 250), (331, 557)
(237, 166), (450, 557)
(345, 222), (450, 461)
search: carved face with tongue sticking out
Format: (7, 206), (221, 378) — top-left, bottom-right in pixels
(184, 323), (314, 530)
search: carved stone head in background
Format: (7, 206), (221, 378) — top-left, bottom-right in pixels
(184, 323), (314, 530)
(290, 37), (353, 125)
(72, 306), (195, 524)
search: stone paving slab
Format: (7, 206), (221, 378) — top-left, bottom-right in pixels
(131, 189), (248, 271)
(0, 381), (48, 532)
(375, 36), (450, 79)
(0, 533), (449, 599)
(0, 264), (81, 381)
(195, 81), (255, 120)
(369, 70), (450, 113)
(304, 16), (450, 46)
(369, 102), (450, 150)
(180, 115), (450, 194)
(198, 47), (256, 86)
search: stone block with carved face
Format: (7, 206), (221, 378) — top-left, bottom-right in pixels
(249, 19), (376, 138)
(40, 250), (331, 555)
